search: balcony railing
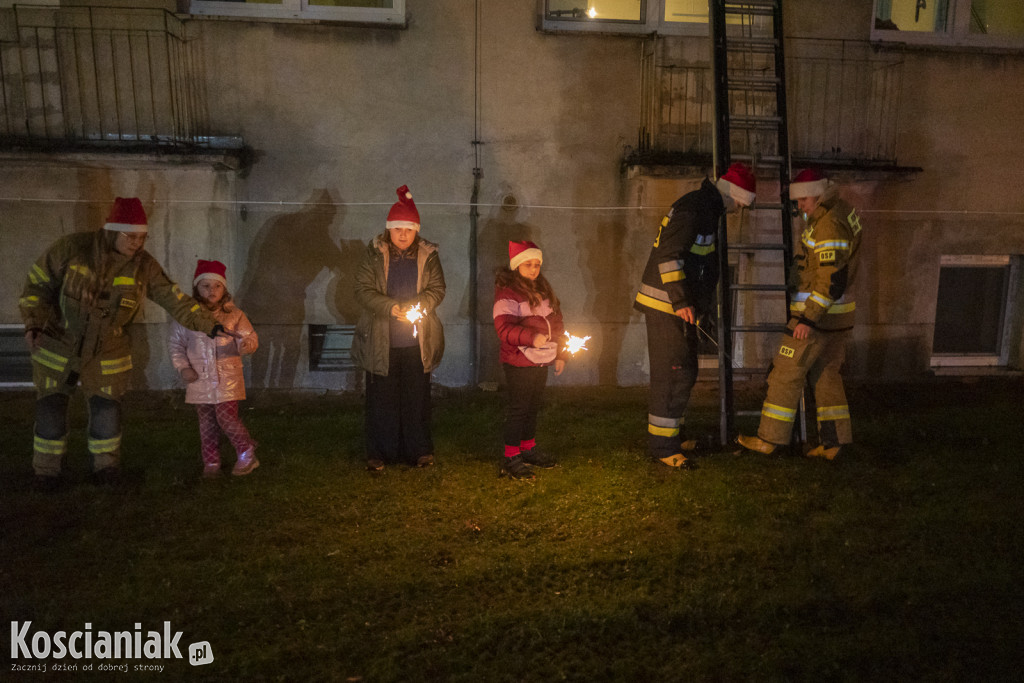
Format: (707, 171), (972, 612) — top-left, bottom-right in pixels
(637, 38), (905, 166)
(0, 6), (210, 149)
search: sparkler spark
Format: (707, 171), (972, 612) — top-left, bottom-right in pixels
(405, 303), (425, 337)
(563, 331), (590, 355)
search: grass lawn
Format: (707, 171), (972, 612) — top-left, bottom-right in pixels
(2, 378), (1023, 682)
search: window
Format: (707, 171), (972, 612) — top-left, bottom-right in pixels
(872, 0), (1024, 49)
(308, 324), (357, 371)
(0, 324), (33, 388)
(540, 0), (732, 35)
(931, 255), (1021, 367)
(189, 0), (406, 26)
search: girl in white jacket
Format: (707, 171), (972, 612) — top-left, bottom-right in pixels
(168, 260), (259, 477)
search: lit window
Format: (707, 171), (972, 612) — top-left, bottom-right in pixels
(873, 0), (1024, 49)
(189, 0), (406, 26)
(541, 0), (716, 35)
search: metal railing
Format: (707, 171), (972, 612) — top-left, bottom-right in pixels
(0, 5), (207, 147)
(639, 38), (904, 164)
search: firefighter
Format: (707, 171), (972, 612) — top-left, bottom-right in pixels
(737, 168), (864, 460)
(635, 163), (756, 469)
(19, 197), (222, 487)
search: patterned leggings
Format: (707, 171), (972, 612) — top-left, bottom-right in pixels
(196, 402), (255, 465)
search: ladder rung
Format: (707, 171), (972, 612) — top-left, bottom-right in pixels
(730, 283), (787, 292)
(731, 324), (788, 333)
(727, 78), (780, 92)
(729, 115), (783, 128)
(748, 202), (787, 210)
(727, 39), (779, 53)
(728, 154), (787, 168)
(729, 242), (787, 251)
(723, 6), (776, 17)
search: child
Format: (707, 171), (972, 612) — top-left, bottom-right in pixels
(168, 259), (259, 477)
(351, 185), (446, 471)
(493, 240), (569, 480)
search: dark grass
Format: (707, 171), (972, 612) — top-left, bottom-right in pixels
(2, 378), (1023, 682)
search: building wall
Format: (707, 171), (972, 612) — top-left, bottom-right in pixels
(3, 0), (1024, 392)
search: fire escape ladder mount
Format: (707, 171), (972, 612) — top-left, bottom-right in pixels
(710, 0), (803, 446)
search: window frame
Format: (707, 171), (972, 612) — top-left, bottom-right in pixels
(538, 0), (711, 37)
(871, 0), (1024, 51)
(187, 0), (406, 27)
(930, 254), (1021, 368)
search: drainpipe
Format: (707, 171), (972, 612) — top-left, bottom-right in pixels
(469, 0), (482, 388)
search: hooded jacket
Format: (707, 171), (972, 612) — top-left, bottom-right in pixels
(351, 234), (446, 376)
(168, 302), (258, 404)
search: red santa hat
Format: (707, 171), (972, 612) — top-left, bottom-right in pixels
(386, 185), (421, 231)
(789, 168), (829, 200)
(509, 240), (543, 271)
(193, 259), (227, 288)
(716, 163), (757, 207)
(103, 197), (148, 233)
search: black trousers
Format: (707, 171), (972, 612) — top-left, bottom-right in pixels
(645, 311), (699, 460)
(502, 364), (548, 449)
(365, 345), (433, 464)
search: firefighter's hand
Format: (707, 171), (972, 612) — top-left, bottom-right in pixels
(676, 306), (696, 325)
(554, 359), (566, 376)
(180, 367), (199, 383)
(532, 333), (549, 348)
(24, 329), (42, 352)
(792, 322), (812, 340)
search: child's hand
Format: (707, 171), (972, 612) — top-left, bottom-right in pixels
(238, 336), (257, 354)
(554, 359), (566, 376)
(180, 367), (199, 383)
(532, 333), (549, 349)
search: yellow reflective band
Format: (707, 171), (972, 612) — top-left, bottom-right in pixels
(101, 385), (113, 395)
(112, 276), (136, 286)
(69, 264), (91, 276)
(648, 423), (680, 438)
(761, 402), (796, 423)
(660, 271), (684, 283)
(88, 434), (121, 454)
(44, 377), (57, 389)
(689, 244), (715, 255)
(809, 292), (832, 308)
(32, 348), (69, 372)
(34, 434), (67, 455)
(817, 405), (850, 421)
(172, 284), (185, 300)
(100, 356), (133, 375)
(190, 303), (200, 313)
(635, 292), (676, 315)
(29, 264), (50, 284)
(19, 295), (40, 308)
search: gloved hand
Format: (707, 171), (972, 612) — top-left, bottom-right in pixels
(208, 324), (225, 339)
(180, 367), (199, 383)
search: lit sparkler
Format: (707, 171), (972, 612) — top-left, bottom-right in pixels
(563, 331), (591, 355)
(405, 303), (425, 338)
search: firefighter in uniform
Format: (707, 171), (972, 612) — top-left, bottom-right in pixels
(19, 197), (221, 486)
(634, 163), (756, 469)
(737, 169), (863, 460)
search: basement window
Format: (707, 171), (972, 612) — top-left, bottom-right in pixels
(872, 0), (1024, 50)
(0, 324), (33, 388)
(540, 0), (732, 36)
(931, 255), (1021, 368)
(189, 0), (406, 26)
(308, 324), (358, 372)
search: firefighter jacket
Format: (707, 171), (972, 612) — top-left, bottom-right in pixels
(493, 284), (569, 368)
(634, 178), (723, 320)
(168, 302), (258, 405)
(19, 230), (218, 399)
(790, 186), (864, 331)
(351, 234), (446, 376)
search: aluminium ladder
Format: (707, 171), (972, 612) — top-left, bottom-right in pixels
(709, 0), (805, 447)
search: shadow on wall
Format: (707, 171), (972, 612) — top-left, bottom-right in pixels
(236, 189), (341, 389)
(580, 217), (632, 385)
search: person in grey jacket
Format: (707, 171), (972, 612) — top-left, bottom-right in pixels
(351, 186), (446, 471)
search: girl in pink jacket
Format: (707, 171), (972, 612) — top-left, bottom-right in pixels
(168, 260), (259, 477)
(493, 241), (569, 480)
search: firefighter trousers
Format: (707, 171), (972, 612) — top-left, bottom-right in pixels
(645, 311), (699, 460)
(33, 393), (122, 477)
(758, 325), (852, 448)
